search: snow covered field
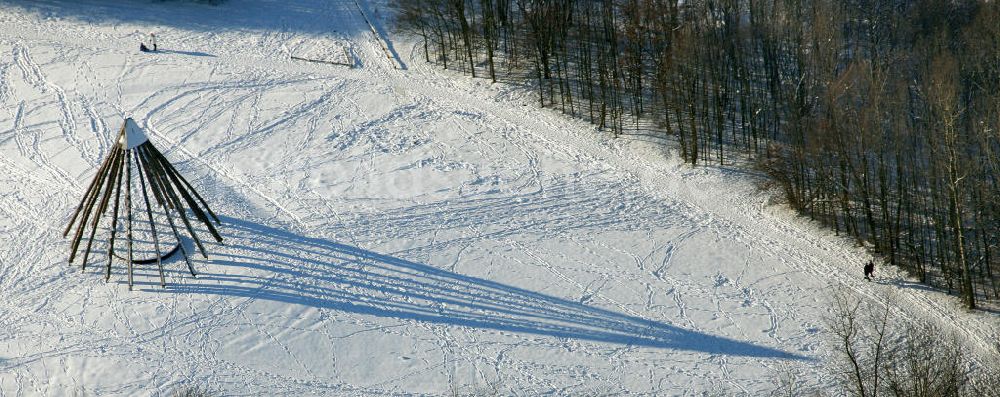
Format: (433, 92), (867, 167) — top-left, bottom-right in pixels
(0, 0), (996, 395)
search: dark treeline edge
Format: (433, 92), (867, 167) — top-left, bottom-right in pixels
(394, 0), (1000, 310)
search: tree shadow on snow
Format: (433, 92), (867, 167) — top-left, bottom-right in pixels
(153, 216), (807, 360)
(3, 0), (372, 37)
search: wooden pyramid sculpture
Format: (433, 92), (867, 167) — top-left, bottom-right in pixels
(63, 118), (222, 289)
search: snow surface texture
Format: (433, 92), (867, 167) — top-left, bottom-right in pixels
(0, 0), (996, 395)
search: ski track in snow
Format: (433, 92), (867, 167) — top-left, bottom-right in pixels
(0, 0), (997, 396)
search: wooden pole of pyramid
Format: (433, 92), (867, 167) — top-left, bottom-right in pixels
(124, 143), (135, 289)
(134, 150), (166, 287)
(136, 144), (197, 276)
(106, 139), (126, 282)
(63, 117), (223, 289)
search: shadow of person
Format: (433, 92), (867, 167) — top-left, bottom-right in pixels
(152, 216), (807, 360)
(154, 49), (216, 57)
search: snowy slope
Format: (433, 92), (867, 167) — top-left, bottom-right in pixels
(0, 0), (996, 395)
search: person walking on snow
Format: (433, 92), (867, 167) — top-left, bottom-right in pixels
(149, 32), (157, 51)
(864, 260), (875, 281)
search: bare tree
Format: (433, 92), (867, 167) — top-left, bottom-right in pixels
(825, 289), (891, 397)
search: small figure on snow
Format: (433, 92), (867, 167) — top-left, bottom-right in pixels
(149, 32), (157, 51)
(140, 43), (151, 52)
(863, 260), (875, 281)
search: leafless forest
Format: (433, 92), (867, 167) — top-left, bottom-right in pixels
(394, 0), (1000, 310)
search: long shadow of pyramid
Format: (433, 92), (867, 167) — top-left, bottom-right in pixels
(155, 216), (808, 359)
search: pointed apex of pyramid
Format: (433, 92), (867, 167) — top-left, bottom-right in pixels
(119, 117), (148, 149)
